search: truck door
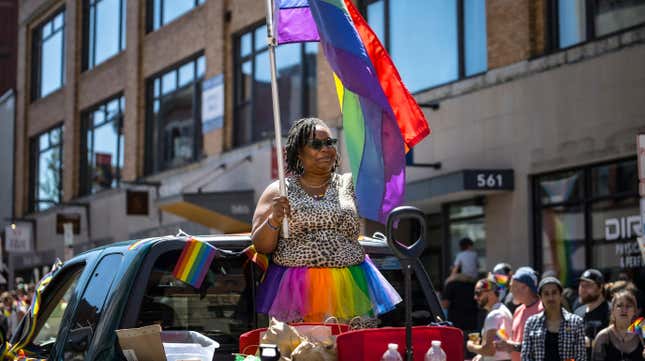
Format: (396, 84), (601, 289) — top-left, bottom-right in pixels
(8, 262), (86, 359)
(59, 253), (123, 360)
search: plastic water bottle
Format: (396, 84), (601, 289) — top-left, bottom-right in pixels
(424, 340), (446, 361)
(380, 343), (403, 361)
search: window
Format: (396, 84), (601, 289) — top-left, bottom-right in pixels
(148, 0), (205, 32)
(84, 0), (126, 70)
(445, 199), (486, 274)
(136, 249), (256, 356)
(81, 95), (124, 195)
(31, 126), (63, 212)
(146, 54), (205, 174)
(63, 254), (122, 359)
(233, 24), (317, 146)
(363, 0), (487, 93)
(550, 0), (645, 49)
(533, 158), (640, 286)
(24, 265), (84, 357)
(32, 9), (66, 99)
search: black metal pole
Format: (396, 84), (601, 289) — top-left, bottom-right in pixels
(404, 262), (413, 361)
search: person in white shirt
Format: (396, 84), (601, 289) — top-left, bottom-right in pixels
(467, 275), (513, 361)
(447, 237), (479, 283)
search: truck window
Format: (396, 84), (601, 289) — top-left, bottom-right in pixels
(135, 249), (255, 355)
(63, 253), (123, 360)
(24, 265), (85, 356)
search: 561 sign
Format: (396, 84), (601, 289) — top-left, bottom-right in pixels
(464, 170), (514, 191)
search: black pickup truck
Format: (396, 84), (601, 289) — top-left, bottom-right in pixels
(4, 234), (414, 361)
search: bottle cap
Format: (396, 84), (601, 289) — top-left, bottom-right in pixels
(388, 343), (399, 350)
(431, 340), (442, 347)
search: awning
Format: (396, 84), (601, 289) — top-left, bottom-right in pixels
(156, 191), (254, 233)
(406, 169), (514, 211)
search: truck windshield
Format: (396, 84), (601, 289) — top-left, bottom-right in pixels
(135, 249), (256, 355)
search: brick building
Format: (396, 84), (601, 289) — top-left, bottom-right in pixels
(10, 0), (645, 289)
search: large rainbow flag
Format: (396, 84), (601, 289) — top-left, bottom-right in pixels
(172, 237), (218, 288)
(274, 0), (430, 222)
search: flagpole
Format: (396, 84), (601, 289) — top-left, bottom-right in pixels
(265, 0), (289, 238)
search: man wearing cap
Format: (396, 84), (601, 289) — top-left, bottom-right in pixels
(521, 277), (585, 361)
(467, 275), (513, 361)
(574, 269), (609, 358)
(495, 267), (543, 361)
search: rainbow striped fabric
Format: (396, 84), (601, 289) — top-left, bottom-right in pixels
(496, 325), (509, 341)
(628, 317), (644, 335)
(243, 245), (269, 273)
(275, 0), (430, 223)
(493, 273), (510, 289)
(172, 237), (218, 288)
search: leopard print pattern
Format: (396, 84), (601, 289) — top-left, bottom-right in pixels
(272, 173), (364, 268)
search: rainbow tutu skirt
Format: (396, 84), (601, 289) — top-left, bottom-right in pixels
(256, 256), (402, 322)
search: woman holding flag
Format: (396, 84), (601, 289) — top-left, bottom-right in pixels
(251, 117), (401, 325)
(591, 290), (645, 360)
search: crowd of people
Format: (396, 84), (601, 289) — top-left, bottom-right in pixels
(0, 283), (33, 342)
(442, 237), (645, 361)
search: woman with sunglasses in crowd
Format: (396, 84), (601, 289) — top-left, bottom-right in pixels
(592, 290), (645, 361)
(251, 117), (401, 326)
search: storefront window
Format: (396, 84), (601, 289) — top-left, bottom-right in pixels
(534, 158), (641, 286)
(145, 54), (205, 174)
(447, 200), (486, 275)
(540, 206), (586, 286)
(233, 24), (317, 147)
(81, 95), (124, 194)
(31, 126), (64, 212)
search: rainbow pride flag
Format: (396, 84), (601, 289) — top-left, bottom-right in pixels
(496, 325), (509, 341)
(243, 245), (269, 273)
(274, 0), (430, 223)
(172, 237), (217, 288)
(628, 317), (644, 335)
(493, 273), (510, 289)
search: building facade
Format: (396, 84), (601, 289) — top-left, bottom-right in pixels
(12, 0), (645, 289)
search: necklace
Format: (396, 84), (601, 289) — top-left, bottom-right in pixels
(299, 176), (330, 189)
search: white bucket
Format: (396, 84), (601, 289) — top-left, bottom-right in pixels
(161, 330), (220, 361)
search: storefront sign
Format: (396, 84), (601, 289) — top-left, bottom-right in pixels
(463, 169), (514, 191)
(201, 74), (224, 134)
(608, 215), (644, 268)
(4, 224), (32, 253)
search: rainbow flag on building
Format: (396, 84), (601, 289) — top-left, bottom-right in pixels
(274, 0), (430, 223)
(172, 237), (217, 288)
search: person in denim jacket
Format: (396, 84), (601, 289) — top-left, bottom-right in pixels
(521, 277), (586, 361)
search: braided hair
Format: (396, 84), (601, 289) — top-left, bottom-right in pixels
(285, 117), (338, 175)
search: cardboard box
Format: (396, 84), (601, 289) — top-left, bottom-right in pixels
(116, 324), (167, 361)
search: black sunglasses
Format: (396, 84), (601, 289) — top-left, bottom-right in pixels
(307, 138), (338, 150)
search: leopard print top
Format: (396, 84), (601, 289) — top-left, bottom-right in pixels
(272, 173), (364, 268)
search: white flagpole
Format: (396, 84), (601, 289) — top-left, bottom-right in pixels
(265, 0), (289, 238)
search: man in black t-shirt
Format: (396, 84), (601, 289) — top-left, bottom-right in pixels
(574, 269), (609, 359)
(442, 278), (480, 359)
